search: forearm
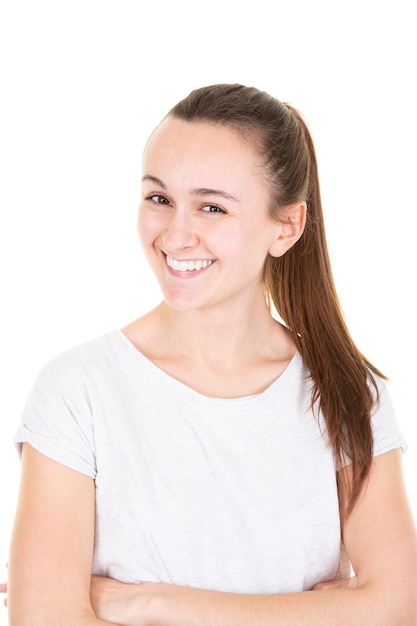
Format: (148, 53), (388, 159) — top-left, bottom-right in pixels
(8, 607), (123, 626)
(152, 583), (409, 626)
(7, 589), (123, 626)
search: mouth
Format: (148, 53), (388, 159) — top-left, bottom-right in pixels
(166, 255), (215, 272)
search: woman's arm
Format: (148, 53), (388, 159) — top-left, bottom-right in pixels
(7, 444), (125, 626)
(336, 447), (417, 621)
(92, 449), (417, 626)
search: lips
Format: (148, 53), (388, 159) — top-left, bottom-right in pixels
(166, 256), (215, 272)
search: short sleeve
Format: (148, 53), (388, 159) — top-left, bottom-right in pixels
(14, 352), (97, 478)
(371, 377), (407, 457)
(336, 375), (406, 470)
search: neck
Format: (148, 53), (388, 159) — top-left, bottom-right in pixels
(123, 295), (297, 398)
(140, 297), (292, 369)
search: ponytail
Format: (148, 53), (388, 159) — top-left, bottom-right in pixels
(265, 105), (384, 512)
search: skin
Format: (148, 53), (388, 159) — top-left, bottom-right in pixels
(5, 119), (417, 625)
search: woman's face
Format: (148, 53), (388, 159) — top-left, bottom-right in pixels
(138, 117), (290, 314)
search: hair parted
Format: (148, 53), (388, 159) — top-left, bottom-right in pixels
(168, 83), (385, 513)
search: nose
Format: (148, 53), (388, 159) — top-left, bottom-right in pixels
(161, 210), (199, 252)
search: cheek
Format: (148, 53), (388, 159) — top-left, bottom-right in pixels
(137, 208), (157, 249)
(136, 216), (146, 247)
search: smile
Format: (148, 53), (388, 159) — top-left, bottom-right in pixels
(166, 256), (215, 272)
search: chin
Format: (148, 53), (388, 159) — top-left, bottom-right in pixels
(162, 289), (215, 312)
(163, 298), (204, 312)
(159, 285), (205, 310)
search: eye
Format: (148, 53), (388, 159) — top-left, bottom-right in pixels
(145, 193), (171, 205)
(201, 204), (226, 214)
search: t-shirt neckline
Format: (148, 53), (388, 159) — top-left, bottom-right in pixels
(112, 328), (302, 404)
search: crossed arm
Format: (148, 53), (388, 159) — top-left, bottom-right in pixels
(6, 444), (417, 625)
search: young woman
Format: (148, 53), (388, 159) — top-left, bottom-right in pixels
(6, 84), (417, 625)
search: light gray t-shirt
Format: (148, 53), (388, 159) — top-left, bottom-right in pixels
(14, 330), (406, 594)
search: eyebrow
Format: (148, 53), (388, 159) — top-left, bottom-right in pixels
(142, 174), (239, 202)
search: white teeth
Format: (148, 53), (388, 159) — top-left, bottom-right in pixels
(167, 256), (214, 271)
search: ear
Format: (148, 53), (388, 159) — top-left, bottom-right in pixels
(268, 201), (307, 258)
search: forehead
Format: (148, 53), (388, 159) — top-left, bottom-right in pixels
(143, 117), (265, 186)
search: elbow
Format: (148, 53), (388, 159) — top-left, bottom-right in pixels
(390, 606), (417, 626)
(388, 585), (417, 625)
(396, 598), (417, 626)
(365, 587), (417, 626)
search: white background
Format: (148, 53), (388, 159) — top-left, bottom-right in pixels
(0, 0), (416, 620)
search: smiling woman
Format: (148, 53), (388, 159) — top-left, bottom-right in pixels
(5, 84), (417, 626)
(137, 116), (303, 316)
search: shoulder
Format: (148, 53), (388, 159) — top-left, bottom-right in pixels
(15, 333), (123, 479)
(33, 330), (125, 385)
(21, 330), (132, 425)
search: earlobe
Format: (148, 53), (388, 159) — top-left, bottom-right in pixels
(268, 201), (307, 258)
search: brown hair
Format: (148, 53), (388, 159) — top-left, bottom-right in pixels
(168, 83), (385, 513)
